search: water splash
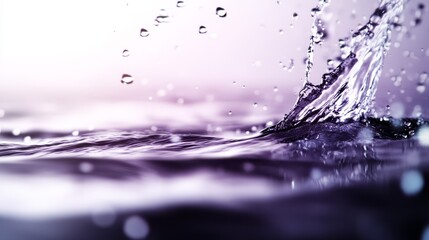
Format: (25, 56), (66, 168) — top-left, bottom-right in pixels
(0, 3), (428, 237)
(305, 0), (330, 83)
(264, 0), (405, 133)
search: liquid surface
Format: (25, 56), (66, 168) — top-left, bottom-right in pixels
(1, 0), (429, 239)
(0, 101), (428, 239)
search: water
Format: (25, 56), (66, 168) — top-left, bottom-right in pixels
(265, 0), (405, 133)
(1, 1), (429, 239)
(121, 74), (134, 85)
(139, 28), (149, 37)
(198, 26), (207, 34)
(216, 7), (227, 18)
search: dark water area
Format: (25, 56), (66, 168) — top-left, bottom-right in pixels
(0, 118), (428, 239)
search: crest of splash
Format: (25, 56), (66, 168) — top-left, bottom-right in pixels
(304, 0), (330, 83)
(264, 0), (404, 133)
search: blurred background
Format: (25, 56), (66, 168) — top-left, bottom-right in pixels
(0, 0), (428, 129)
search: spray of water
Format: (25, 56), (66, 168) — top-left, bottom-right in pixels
(264, 0), (405, 133)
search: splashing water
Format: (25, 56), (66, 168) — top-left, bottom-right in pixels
(1, 1), (429, 239)
(305, 0), (330, 83)
(264, 0), (405, 133)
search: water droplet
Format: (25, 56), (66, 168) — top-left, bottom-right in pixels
(140, 28), (149, 37)
(176, 1), (185, 8)
(391, 75), (402, 87)
(123, 216), (149, 239)
(79, 162), (94, 173)
(400, 170), (424, 196)
(273, 86), (279, 92)
(311, 7), (320, 17)
(417, 127), (429, 146)
(279, 29), (284, 35)
(216, 7), (227, 18)
(228, 111), (232, 115)
(121, 74), (134, 84)
(292, 12), (298, 19)
(199, 26), (207, 34)
(281, 59), (295, 72)
(370, 15), (382, 24)
(72, 130), (79, 136)
(154, 10), (170, 26)
(253, 102), (258, 108)
(23, 136), (32, 144)
(170, 135), (181, 143)
(122, 49), (130, 57)
(417, 84), (426, 93)
(12, 129), (21, 136)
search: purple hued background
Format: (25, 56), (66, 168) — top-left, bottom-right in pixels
(0, 0), (428, 127)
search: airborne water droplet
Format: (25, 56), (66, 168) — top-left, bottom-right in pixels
(140, 28), (149, 37)
(292, 12), (298, 19)
(216, 7), (227, 18)
(199, 26), (207, 34)
(176, 1), (185, 8)
(311, 7), (320, 17)
(122, 49), (130, 57)
(121, 74), (134, 84)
